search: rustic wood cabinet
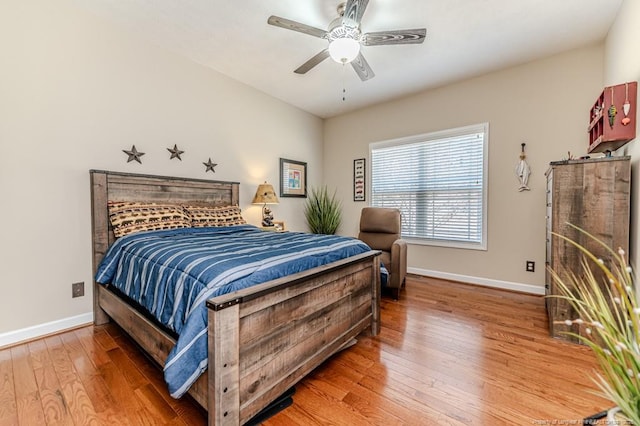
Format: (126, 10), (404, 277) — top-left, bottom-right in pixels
(545, 156), (630, 342)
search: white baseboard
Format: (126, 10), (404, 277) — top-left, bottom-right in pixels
(408, 267), (545, 295)
(0, 312), (93, 349)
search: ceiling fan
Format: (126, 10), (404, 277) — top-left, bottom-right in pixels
(267, 0), (426, 81)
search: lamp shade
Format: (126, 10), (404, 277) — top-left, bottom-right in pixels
(252, 182), (279, 204)
(328, 37), (360, 64)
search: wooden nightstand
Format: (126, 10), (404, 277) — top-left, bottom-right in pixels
(260, 221), (286, 232)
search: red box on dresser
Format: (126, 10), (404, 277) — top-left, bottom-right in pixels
(588, 81), (637, 153)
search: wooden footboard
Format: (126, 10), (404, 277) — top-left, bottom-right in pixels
(207, 251), (380, 425)
(90, 170), (381, 425)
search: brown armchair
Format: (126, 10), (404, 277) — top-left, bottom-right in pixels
(358, 207), (407, 299)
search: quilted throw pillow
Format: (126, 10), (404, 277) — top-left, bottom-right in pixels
(185, 205), (247, 227)
(108, 201), (191, 237)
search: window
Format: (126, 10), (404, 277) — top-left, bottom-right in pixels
(370, 123), (488, 250)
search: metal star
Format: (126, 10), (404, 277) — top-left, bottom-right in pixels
(203, 158), (218, 173)
(167, 144), (185, 160)
(123, 145), (145, 164)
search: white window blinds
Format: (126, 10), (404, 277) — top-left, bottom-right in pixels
(370, 123), (488, 249)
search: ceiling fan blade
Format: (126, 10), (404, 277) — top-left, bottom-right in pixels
(267, 15), (327, 39)
(362, 28), (426, 46)
(294, 49), (330, 74)
(342, 0), (369, 27)
(351, 52), (375, 81)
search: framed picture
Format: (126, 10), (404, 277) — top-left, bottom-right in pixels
(280, 158), (307, 197)
(353, 158), (365, 201)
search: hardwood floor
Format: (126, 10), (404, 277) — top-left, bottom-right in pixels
(0, 275), (611, 425)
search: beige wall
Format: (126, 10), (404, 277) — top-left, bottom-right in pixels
(0, 0), (323, 337)
(324, 45), (604, 292)
(606, 0), (640, 273)
(1, 0), (628, 342)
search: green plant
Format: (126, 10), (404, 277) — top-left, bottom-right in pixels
(304, 186), (342, 234)
(549, 224), (639, 424)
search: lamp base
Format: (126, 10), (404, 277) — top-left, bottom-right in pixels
(262, 205), (274, 227)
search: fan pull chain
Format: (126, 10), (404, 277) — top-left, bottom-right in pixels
(342, 63), (347, 102)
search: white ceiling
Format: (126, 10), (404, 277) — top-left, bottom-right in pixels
(74, 0), (622, 118)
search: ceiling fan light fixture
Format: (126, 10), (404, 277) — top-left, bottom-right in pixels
(268, 0), (426, 81)
(328, 37), (360, 64)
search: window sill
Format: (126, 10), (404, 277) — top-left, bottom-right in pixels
(403, 237), (487, 251)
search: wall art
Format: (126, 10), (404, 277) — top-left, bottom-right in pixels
(280, 158), (307, 197)
(353, 158), (365, 201)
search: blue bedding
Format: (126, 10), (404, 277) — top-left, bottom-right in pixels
(95, 225), (377, 398)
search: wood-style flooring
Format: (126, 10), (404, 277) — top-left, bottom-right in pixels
(0, 275), (611, 425)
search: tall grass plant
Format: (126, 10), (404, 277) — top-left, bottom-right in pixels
(550, 224), (639, 424)
(304, 186), (342, 235)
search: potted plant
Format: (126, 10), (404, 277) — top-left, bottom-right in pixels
(303, 186), (342, 234)
(550, 224), (639, 424)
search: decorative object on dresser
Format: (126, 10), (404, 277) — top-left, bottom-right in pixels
(279, 158), (307, 197)
(588, 81), (637, 153)
(544, 156), (630, 343)
(252, 181), (279, 227)
(89, 170), (381, 425)
(353, 158), (366, 201)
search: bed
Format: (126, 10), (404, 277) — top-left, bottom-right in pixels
(89, 170), (381, 425)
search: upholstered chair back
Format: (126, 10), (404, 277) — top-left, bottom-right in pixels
(358, 207), (407, 299)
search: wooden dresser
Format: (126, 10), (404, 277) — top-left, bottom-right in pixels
(545, 156), (630, 342)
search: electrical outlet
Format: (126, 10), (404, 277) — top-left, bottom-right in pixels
(526, 261), (535, 273)
(72, 282), (84, 298)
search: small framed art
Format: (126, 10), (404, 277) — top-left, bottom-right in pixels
(353, 158), (365, 201)
(280, 158), (307, 198)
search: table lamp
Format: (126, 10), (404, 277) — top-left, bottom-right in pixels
(252, 182), (279, 227)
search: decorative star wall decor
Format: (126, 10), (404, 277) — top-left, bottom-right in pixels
(123, 145), (145, 164)
(203, 158), (218, 173)
(167, 144), (185, 160)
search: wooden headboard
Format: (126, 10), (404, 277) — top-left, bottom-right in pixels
(89, 169), (240, 322)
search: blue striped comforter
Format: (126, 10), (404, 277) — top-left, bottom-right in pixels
(95, 225), (373, 398)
